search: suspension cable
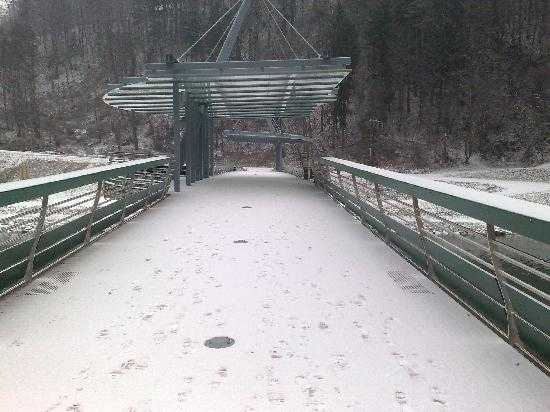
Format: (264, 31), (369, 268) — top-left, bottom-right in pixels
(177, 0), (243, 62)
(260, 0), (289, 59)
(264, 0), (322, 58)
(262, 0), (298, 59)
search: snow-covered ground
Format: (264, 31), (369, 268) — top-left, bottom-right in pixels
(0, 169), (547, 411)
(0, 150), (109, 183)
(422, 160), (550, 206)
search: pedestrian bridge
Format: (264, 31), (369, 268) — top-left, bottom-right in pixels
(0, 161), (548, 410)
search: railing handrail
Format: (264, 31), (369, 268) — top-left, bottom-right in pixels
(320, 157), (550, 244)
(0, 156), (170, 208)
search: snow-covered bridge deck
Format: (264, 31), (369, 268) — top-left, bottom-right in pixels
(0, 169), (548, 411)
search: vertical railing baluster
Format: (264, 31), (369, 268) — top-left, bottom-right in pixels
(320, 165), (330, 189)
(85, 181), (103, 244)
(486, 224), (521, 346)
(336, 169), (343, 188)
(24, 195), (49, 282)
(374, 182), (384, 213)
(120, 174), (135, 222)
(163, 165), (172, 197)
(145, 169), (157, 205)
(374, 182), (391, 242)
(352, 175), (360, 200)
(412, 196), (437, 281)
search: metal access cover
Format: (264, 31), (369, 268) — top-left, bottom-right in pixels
(204, 336), (235, 349)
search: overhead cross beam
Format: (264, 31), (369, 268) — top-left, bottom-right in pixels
(223, 130), (309, 144)
(224, 129), (309, 172)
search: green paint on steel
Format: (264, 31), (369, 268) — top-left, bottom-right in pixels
(0, 157), (169, 208)
(320, 157), (550, 245)
(0, 158), (170, 297)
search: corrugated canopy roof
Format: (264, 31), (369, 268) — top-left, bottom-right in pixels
(103, 57), (351, 119)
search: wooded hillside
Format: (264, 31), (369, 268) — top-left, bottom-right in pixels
(0, 0), (548, 167)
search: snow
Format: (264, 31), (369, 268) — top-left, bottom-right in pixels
(0, 150), (108, 176)
(0, 150), (109, 215)
(0, 156), (165, 198)
(0, 1), (7, 16)
(0, 169), (548, 411)
(423, 160), (550, 205)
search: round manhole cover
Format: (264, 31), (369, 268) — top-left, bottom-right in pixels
(204, 336), (235, 349)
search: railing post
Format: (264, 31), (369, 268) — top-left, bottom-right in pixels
(374, 182), (391, 242)
(351, 175), (360, 200)
(313, 162), (320, 187)
(120, 174), (135, 222)
(412, 196), (437, 281)
(336, 169), (343, 188)
(185, 93), (193, 186)
(85, 181), (103, 244)
(160, 165), (171, 197)
(374, 182), (384, 213)
(316, 163), (330, 190)
(486, 223), (521, 346)
(145, 170), (157, 204)
(172, 81), (182, 193)
(24, 195), (49, 282)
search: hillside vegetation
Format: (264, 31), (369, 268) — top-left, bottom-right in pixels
(0, 0), (548, 168)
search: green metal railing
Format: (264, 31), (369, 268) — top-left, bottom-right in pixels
(316, 157), (550, 371)
(0, 157), (171, 297)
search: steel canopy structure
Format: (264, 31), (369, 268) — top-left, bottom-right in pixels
(102, 0), (351, 191)
(223, 129), (310, 171)
(103, 58), (351, 119)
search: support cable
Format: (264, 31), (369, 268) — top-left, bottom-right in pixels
(207, 13), (237, 62)
(178, 0), (243, 62)
(260, 1), (289, 60)
(262, 0), (298, 59)
(264, 0), (322, 58)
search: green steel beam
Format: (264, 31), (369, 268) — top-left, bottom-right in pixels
(215, 112), (312, 117)
(110, 81), (344, 91)
(144, 73), (349, 84)
(106, 94), (336, 103)
(109, 98), (333, 107)
(146, 57), (351, 71)
(173, 81), (182, 192)
(320, 157), (550, 245)
(0, 157), (170, 208)
(224, 130), (309, 144)
(184, 95), (194, 186)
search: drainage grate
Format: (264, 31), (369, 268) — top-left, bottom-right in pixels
(233, 240), (248, 244)
(204, 336), (235, 349)
(51, 271), (78, 284)
(387, 271), (432, 294)
(25, 280), (58, 296)
(24, 271), (78, 296)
